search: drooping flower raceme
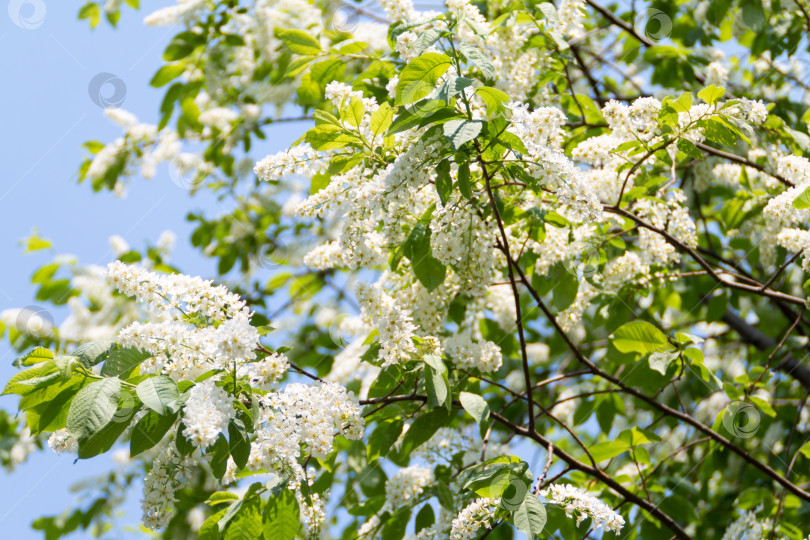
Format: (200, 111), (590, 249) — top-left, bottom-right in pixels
(449, 497), (500, 540)
(540, 484), (625, 533)
(181, 379), (236, 449)
(385, 465), (435, 508)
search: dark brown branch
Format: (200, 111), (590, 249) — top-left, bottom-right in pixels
(721, 312), (810, 389)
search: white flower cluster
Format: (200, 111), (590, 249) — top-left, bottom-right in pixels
(141, 445), (196, 530)
(106, 261), (249, 321)
(117, 319), (260, 381)
(9, 427), (36, 468)
(248, 382), (364, 478)
(721, 509), (764, 540)
(449, 497), (500, 540)
(385, 465), (435, 508)
(254, 144), (325, 182)
(443, 330), (503, 373)
(86, 108), (182, 191)
(356, 282), (418, 366)
(47, 429), (78, 455)
(237, 352), (289, 389)
(108, 262), (263, 381)
(181, 380), (236, 449)
(540, 484), (625, 533)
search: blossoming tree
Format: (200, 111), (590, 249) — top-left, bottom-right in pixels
(4, 0), (810, 538)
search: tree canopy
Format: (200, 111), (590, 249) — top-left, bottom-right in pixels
(4, 0), (810, 538)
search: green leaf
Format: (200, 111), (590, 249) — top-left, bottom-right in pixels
(698, 84), (726, 105)
(411, 27), (443, 57)
(459, 391), (490, 428)
(78, 3), (101, 28)
(589, 440), (630, 462)
(792, 186), (810, 209)
(16, 347), (53, 367)
(370, 102), (394, 139)
(136, 376), (180, 415)
(224, 497), (263, 540)
(415, 504), (435, 533)
(476, 86), (510, 118)
(206, 492), (241, 506)
(423, 354), (450, 410)
(412, 257), (447, 292)
(799, 440), (810, 459)
(71, 340), (115, 368)
(396, 53), (453, 105)
(459, 44), (495, 79)
(130, 410), (178, 457)
(435, 160), (452, 205)
(229, 419), (251, 469)
(368, 419), (404, 462)
(611, 321), (672, 354)
(23, 377), (84, 435)
(2, 363), (60, 396)
(209, 434), (230, 480)
(274, 28), (321, 55)
(551, 267), (579, 311)
(78, 405), (137, 459)
(443, 119), (482, 150)
(175, 422), (195, 456)
(397, 407), (451, 460)
(404, 223), (446, 291)
(457, 162), (472, 198)
(340, 97), (365, 127)
(305, 124), (359, 150)
(199, 509), (228, 540)
(262, 490), (300, 540)
(512, 493), (547, 538)
(648, 350), (680, 375)
(66, 378), (122, 441)
(150, 64), (186, 88)
(382, 508), (410, 540)
(101, 347), (151, 377)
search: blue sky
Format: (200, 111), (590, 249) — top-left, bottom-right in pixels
(0, 2), (300, 537)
